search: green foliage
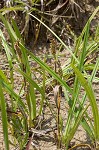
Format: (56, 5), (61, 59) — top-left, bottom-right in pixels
(0, 5), (99, 150)
(0, 82), (9, 150)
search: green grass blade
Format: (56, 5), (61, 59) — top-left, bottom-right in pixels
(72, 65), (99, 139)
(19, 43), (72, 93)
(1, 37), (19, 64)
(0, 13), (17, 45)
(11, 19), (24, 43)
(64, 104), (89, 146)
(73, 58), (99, 141)
(18, 44), (31, 74)
(90, 58), (99, 82)
(80, 6), (99, 38)
(27, 49), (72, 93)
(94, 24), (99, 40)
(64, 104), (89, 147)
(29, 84), (36, 119)
(18, 69), (44, 98)
(0, 83), (9, 150)
(0, 29), (15, 109)
(64, 22), (90, 139)
(0, 29), (14, 82)
(0, 69), (9, 84)
(79, 21), (90, 71)
(0, 6), (24, 14)
(29, 13), (79, 64)
(72, 6), (99, 65)
(0, 78), (27, 113)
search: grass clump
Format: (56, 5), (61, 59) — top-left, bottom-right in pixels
(0, 5), (99, 150)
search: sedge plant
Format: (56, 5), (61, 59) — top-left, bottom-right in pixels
(0, 6), (99, 150)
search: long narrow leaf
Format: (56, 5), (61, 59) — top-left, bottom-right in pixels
(0, 13), (17, 44)
(27, 48), (72, 93)
(18, 69), (44, 98)
(11, 19), (24, 43)
(0, 83), (9, 150)
(29, 13), (79, 64)
(30, 84), (36, 119)
(64, 104), (89, 146)
(0, 78), (27, 114)
(72, 65), (99, 139)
